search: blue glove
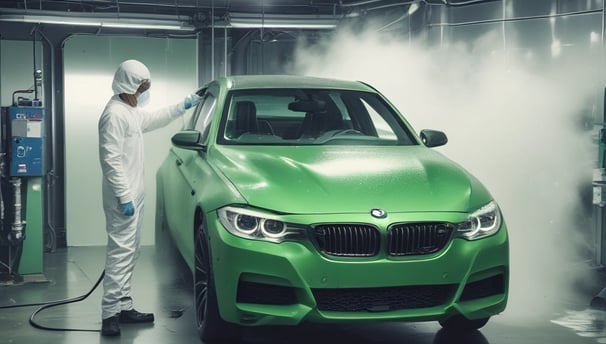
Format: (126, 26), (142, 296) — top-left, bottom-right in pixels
(119, 201), (135, 217)
(184, 94), (201, 110)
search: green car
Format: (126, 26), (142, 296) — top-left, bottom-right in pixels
(155, 75), (509, 343)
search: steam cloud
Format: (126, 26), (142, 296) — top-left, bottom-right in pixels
(289, 25), (600, 323)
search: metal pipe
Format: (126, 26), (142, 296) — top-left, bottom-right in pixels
(33, 31), (37, 100)
(441, 0), (498, 6)
(427, 7), (602, 28)
(602, 0), (605, 54)
(32, 28), (42, 104)
(0, 8), (192, 22)
(38, 29), (58, 251)
(501, 0), (506, 51)
(0, 32), (2, 107)
(10, 178), (24, 243)
(599, 0), (606, 267)
(339, 0), (399, 7)
(211, 0), (215, 80)
(261, 0), (264, 74)
(363, 1), (419, 12)
(376, 2), (421, 32)
(224, 26), (228, 77)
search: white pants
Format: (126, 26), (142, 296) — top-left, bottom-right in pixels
(101, 195), (144, 320)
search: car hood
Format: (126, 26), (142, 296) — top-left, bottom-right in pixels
(211, 145), (490, 214)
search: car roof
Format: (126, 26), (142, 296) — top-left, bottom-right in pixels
(215, 75), (376, 92)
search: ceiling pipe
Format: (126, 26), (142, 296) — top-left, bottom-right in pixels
(227, 12), (340, 29)
(0, 8), (196, 31)
(375, 1), (421, 31)
(0, 8), (343, 30)
(440, 0), (499, 6)
(426, 7), (602, 29)
(338, 0), (401, 7)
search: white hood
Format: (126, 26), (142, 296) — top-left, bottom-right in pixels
(111, 59), (150, 95)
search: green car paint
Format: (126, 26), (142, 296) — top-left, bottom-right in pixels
(156, 75), (508, 341)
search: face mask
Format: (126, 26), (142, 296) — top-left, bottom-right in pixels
(138, 90), (151, 108)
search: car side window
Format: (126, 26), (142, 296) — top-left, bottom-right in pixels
(360, 99), (397, 141)
(194, 87), (218, 143)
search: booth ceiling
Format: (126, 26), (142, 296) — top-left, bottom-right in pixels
(0, 0), (493, 19)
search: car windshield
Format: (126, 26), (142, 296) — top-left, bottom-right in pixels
(217, 88), (417, 146)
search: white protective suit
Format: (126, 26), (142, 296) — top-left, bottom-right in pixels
(98, 60), (186, 320)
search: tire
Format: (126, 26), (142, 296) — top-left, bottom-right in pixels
(439, 315), (490, 332)
(195, 220), (242, 343)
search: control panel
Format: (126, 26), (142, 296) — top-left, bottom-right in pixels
(5, 106), (44, 177)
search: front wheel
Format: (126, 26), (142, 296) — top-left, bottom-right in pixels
(194, 220), (242, 343)
(439, 315), (490, 332)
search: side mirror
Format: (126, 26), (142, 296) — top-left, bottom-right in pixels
(171, 130), (206, 151)
(420, 129), (448, 148)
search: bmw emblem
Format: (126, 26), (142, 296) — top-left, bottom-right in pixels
(370, 208), (387, 219)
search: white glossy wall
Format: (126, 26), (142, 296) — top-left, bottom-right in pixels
(0, 40), (43, 107)
(64, 35), (197, 246)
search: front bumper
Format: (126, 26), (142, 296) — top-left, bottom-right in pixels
(207, 211), (509, 326)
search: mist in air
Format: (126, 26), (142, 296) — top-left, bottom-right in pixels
(289, 25), (601, 323)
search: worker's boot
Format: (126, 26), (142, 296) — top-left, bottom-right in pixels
(101, 315), (121, 336)
(119, 309), (155, 323)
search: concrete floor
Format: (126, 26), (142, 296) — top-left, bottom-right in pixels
(0, 246), (604, 344)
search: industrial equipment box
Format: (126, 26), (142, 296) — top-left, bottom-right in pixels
(6, 106), (44, 177)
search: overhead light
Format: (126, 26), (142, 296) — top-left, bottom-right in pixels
(228, 13), (339, 29)
(408, 2), (420, 15)
(0, 10), (195, 31)
(590, 31), (600, 44)
(551, 39), (562, 58)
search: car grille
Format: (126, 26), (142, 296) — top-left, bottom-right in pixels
(312, 284), (457, 312)
(313, 224), (380, 257)
(387, 222), (453, 256)
(312, 222), (453, 257)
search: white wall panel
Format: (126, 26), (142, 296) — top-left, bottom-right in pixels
(64, 35), (197, 246)
(0, 40), (43, 107)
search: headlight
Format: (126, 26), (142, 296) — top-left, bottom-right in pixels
(456, 201), (502, 240)
(217, 206), (305, 243)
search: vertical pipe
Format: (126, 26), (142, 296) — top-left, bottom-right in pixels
(10, 178), (23, 242)
(211, 0), (215, 80)
(0, 33), (3, 107)
(196, 30), (202, 85)
(38, 29), (57, 251)
(261, 0), (265, 74)
(439, 5), (446, 47)
(408, 12), (412, 44)
(600, 0), (606, 266)
(501, 0), (506, 52)
(0, 33), (3, 234)
(224, 26), (228, 77)
(33, 31), (37, 101)
(601, 84), (606, 266)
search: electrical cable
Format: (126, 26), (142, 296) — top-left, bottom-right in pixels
(0, 269), (105, 333)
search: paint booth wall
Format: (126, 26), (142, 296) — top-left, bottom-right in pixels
(0, 40), (43, 107)
(64, 35), (197, 246)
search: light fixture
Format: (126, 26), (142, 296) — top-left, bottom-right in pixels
(0, 10), (195, 31)
(228, 13), (339, 29)
(408, 1), (420, 15)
